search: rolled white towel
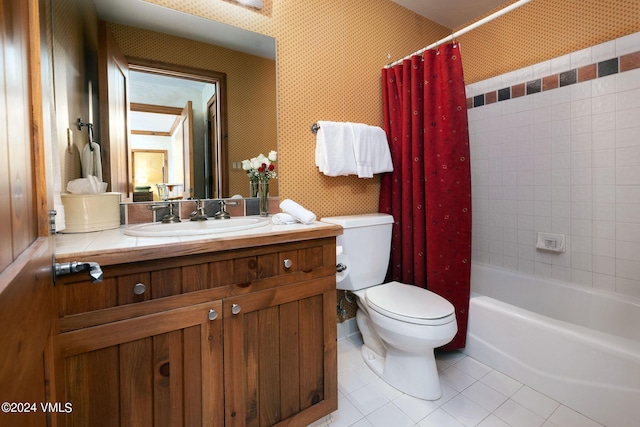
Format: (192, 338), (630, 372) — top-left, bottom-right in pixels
(279, 199), (316, 224)
(271, 212), (297, 225)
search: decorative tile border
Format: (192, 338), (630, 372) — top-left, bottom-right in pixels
(466, 51), (640, 109)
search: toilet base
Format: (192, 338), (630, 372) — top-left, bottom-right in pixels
(361, 343), (443, 400)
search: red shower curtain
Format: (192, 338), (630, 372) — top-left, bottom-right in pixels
(379, 43), (471, 350)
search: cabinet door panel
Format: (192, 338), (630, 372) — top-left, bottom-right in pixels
(64, 346), (120, 426)
(119, 337), (153, 426)
(153, 330), (184, 427)
(299, 294), (325, 409)
(57, 301), (223, 427)
(258, 306), (281, 426)
(278, 301), (300, 420)
(224, 278), (337, 427)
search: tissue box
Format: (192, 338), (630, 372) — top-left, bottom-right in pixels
(61, 192), (121, 233)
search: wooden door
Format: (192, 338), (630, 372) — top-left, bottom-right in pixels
(178, 101), (194, 198)
(98, 20), (130, 198)
(207, 94), (219, 198)
(55, 300), (224, 427)
(0, 0), (55, 426)
(223, 278), (338, 427)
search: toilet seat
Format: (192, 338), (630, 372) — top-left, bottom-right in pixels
(365, 281), (455, 326)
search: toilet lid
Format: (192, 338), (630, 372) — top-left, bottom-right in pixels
(365, 281), (455, 325)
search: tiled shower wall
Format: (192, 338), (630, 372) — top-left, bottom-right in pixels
(467, 31), (640, 299)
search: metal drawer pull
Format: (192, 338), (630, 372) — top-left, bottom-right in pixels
(283, 259), (293, 269)
(231, 304), (241, 315)
(133, 283), (146, 295)
(208, 309), (219, 321)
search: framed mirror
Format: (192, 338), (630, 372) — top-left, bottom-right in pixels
(92, 0), (277, 199)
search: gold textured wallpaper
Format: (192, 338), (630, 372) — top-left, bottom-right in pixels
(457, 0), (640, 84)
(143, 0), (640, 218)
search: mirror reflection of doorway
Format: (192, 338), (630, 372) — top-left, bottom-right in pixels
(130, 102), (195, 198)
(128, 62), (226, 199)
(132, 149), (168, 201)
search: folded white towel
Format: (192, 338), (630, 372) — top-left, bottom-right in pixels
(315, 121), (357, 176)
(279, 199), (316, 224)
(66, 175), (107, 194)
(351, 123), (393, 178)
(271, 212), (298, 225)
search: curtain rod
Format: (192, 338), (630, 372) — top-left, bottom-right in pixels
(385, 0), (532, 68)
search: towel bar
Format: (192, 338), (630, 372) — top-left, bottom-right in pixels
(311, 123), (320, 134)
(77, 118), (100, 151)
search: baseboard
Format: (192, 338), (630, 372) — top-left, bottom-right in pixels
(337, 317), (359, 341)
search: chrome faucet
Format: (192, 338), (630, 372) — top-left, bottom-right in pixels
(213, 200), (239, 220)
(190, 200), (208, 221)
(148, 202), (181, 223)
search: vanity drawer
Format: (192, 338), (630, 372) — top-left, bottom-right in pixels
(56, 238), (336, 319)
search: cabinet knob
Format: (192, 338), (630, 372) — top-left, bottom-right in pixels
(133, 283), (146, 295)
(231, 304), (241, 315)
(283, 259), (293, 269)
(208, 309), (219, 321)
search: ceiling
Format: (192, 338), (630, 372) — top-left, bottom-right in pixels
(91, 0), (276, 59)
(392, 0), (510, 29)
(129, 71), (213, 134)
(92, 0), (510, 59)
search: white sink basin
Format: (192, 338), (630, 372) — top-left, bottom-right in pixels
(124, 217), (270, 237)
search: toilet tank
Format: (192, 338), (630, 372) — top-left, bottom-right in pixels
(320, 213), (394, 291)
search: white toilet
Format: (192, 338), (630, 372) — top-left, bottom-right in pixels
(321, 213), (457, 400)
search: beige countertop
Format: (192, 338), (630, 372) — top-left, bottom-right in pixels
(55, 218), (342, 267)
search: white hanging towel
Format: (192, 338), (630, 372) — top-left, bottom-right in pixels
(350, 123), (394, 178)
(81, 141), (102, 181)
(315, 121), (357, 176)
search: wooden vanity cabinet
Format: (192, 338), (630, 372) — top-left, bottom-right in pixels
(53, 238), (338, 427)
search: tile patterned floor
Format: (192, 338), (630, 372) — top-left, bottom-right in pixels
(309, 336), (603, 427)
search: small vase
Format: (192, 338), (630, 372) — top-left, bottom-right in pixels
(258, 179), (269, 217)
(249, 180), (258, 198)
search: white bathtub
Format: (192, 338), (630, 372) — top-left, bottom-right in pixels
(465, 263), (640, 427)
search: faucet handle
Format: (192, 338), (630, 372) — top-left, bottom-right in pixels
(214, 202), (230, 219)
(190, 199), (202, 215)
(190, 200), (208, 221)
